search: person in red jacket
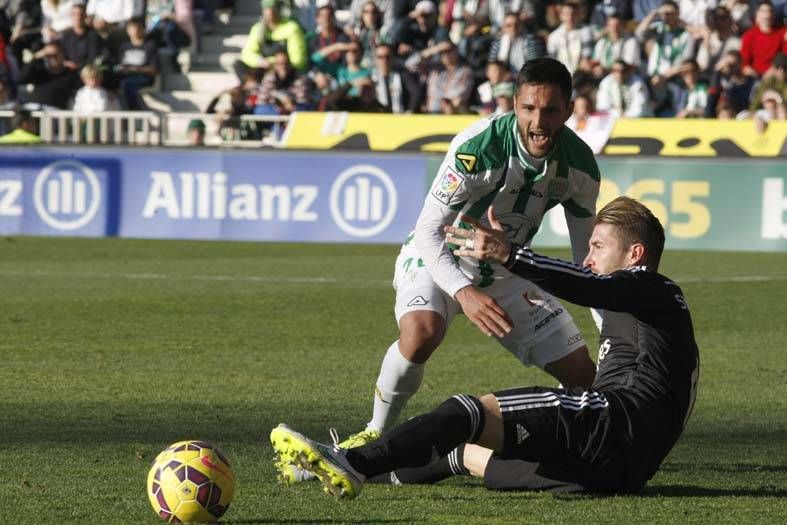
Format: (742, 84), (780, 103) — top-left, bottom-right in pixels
(741, 1), (787, 77)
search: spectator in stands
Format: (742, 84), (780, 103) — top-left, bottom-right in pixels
(60, 3), (102, 73)
(72, 63), (118, 113)
(0, 31), (16, 95)
(740, 1), (787, 77)
(392, 0), (438, 59)
(345, 0), (383, 68)
(370, 42), (405, 113)
(706, 49), (756, 117)
(422, 40), (473, 114)
(19, 42), (79, 108)
(567, 93), (595, 130)
(86, 0), (139, 25)
(547, 1), (594, 75)
(749, 52), (787, 110)
(206, 73), (259, 140)
(696, 6), (741, 76)
(752, 88), (786, 131)
(115, 17), (158, 110)
(0, 109), (42, 143)
(637, 1), (695, 81)
(334, 40), (371, 96)
(41, 0), (75, 43)
(476, 59), (511, 115)
(308, 0), (349, 75)
(454, 14), (493, 87)
(489, 12), (546, 74)
(592, 10), (641, 74)
(187, 118), (205, 145)
(236, 0), (307, 82)
(147, 0), (193, 71)
(636, 1), (694, 115)
(678, 0), (719, 37)
(323, 74), (386, 111)
(596, 59), (652, 117)
(3, 0), (43, 67)
(674, 59), (709, 117)
(349, 0), (395, 38)
(490, 80), (514, 115)
(722, 0), (753, 32)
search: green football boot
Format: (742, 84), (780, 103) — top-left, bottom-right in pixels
(270, 424), (366, 500)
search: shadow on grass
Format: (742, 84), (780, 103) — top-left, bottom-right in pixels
(551, 484), (787, 500)
(219, 518), (416, 525)
(660, 462), (787, 474)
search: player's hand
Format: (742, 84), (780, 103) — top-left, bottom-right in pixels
(444, 207), (512, 265)
(454, 285), (513, 337)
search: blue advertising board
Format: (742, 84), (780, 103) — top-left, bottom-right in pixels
(0, 148), (425, 244)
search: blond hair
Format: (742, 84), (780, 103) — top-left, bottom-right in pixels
(80, 64), (102, 83)
(595, 196), (665, 269)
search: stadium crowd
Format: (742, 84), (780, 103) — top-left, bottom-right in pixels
(0, 0), (785, 140)
(225, 0), (787, 125)
(0, 0), (215, 114)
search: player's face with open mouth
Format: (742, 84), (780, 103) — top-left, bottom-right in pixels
(514, 83), (572, 158)
(583, 223), (633, 275)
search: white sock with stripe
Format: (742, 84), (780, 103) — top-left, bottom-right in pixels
(368, 341), (425, 432)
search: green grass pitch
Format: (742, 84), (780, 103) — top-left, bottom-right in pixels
(0, 237), (785, 524)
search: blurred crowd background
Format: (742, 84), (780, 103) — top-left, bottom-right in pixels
(0, 0), (785, 139)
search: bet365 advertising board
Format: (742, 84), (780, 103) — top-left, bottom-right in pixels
(0, 147), (784, 252)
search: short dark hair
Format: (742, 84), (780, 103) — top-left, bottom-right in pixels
(595, 197), (666, 270)
(515, 57), (572, 103)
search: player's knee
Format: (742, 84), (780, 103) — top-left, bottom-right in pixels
(398, 312), (445, 361)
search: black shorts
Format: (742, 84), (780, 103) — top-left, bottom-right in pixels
(488, 386), (627, 492)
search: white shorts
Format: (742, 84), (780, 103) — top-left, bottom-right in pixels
(393, 247), (586, 369)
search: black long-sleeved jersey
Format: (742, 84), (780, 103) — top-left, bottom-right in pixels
(505, 246), (700, 487)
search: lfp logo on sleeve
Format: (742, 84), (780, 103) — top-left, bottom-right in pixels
(432, 167), (464, 205)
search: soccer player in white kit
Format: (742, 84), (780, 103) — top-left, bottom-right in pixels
(279, 58), (601, 483)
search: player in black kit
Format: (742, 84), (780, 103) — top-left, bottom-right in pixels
(270, 196), (700, 498)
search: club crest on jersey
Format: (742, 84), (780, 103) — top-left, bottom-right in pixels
(432, 167), (464, 205)
(456, 153), (477, 172)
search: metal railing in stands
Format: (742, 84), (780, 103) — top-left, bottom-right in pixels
(0, 110), (291, 147)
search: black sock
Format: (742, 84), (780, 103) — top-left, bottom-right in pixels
(392, 444), (469, 484)
(345, 395), (484, 479)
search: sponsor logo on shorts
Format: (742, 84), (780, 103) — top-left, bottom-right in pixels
(432, 167), (464, 205)
(534, 307), (563, 332)
(407, 296), (429, 307)
(567, 333), (583, 346)
(516, 424), (530, 444)
(530, 190), (544, 198)
(523, 290), (544, 307)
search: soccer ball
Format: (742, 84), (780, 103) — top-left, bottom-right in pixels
(147, 440), (235, 523)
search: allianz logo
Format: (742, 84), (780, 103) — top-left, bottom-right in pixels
(0, 160), (101, 230)
(143, 164), (398, 238)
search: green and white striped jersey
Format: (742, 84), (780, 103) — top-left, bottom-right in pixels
(413, 112), (600, 297)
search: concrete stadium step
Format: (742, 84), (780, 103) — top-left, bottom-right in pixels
(234, 0), (264, 16)
(191, 52), (240, 73)
(214, 14), (258, 32)
(200, 33), (247, 53)
(141, 90), (217, 113)
(162, 71), (238, 92)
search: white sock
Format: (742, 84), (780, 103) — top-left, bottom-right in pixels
(367, 341), (425, 432)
